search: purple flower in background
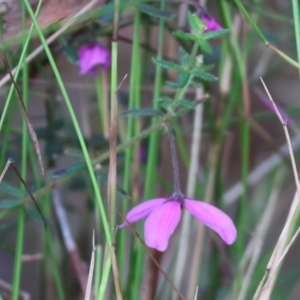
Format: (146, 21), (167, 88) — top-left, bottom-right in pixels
(199, 13), (222, 32)
(78, 43), (111, 75)
(121, 195), (236, 251)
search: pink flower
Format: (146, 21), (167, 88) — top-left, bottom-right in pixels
(122, 195), (237, 251)
(77, 43), (111, 75)
(199, 13), (222, 32)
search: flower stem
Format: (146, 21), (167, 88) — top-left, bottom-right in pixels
(167, 126), (182, 196)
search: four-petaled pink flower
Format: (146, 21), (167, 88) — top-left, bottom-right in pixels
(78, 43), (111, 75)
(199, 13), (223, 32)
(122, 195), (237, 251)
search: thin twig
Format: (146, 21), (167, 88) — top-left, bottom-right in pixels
(1, 52), (44, 175)
(260, 78), (300, 204)
(10, 163), (47, 228)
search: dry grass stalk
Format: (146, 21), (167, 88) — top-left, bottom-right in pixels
(52, 188), (89, 295)
(84, 231), (96, 300)
(253, 78), (300, 299)
(108, 75), (128, 300)
(236, 170), (284, 300)
(0, 158), (12, 182)
(193, 287), (198, 300)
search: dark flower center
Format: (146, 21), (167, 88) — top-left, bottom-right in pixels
(165, 192), (185, 207)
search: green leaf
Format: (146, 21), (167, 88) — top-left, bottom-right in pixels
(177, 71), (190, 88)
(120, 108), (163, 117)
(198, 39), (213, 54)
(190, 70), (218, 82)
(97, 171), (130, 198)
(0, 241), (15, 256)
(64, 148), (84, 159)
(25, 206), (50, 225)
(136, 4), (175, 20)
(177, 99), (197, 109)
(61, 40), (79, 64)
(165, 81), (178, 89)
(152, 58), (184, 71)
(0, 182), (25, 198)
(202, 29), (230, 40)
(172, 31), (197, 41)
(179, 47), (189, 66)
(53, 162), (86, 178)
(155, 97), (173, 109)
(188, 12), (205, 36)
(0, 199), (22, 209)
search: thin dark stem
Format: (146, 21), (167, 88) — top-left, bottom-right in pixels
(167, 126), (182, 196)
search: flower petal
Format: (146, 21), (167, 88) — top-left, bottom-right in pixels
(184, 199), (236, 244)
(77, 43), (111, 75)
(145, 201), (181, 251)
(120, 198), (166, 227)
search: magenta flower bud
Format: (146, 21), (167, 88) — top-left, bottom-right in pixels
(121, 197), (236, 252)
(199, 13), (223, 32)
(77, 43), (111, 75)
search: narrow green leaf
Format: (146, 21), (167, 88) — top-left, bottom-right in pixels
(179, 47), (189, 66)
(177, 99), (197, 109)
(0, 241), (15, 256)
(61, 40), (79, 64)
(155, 97), (173, 109)
(97, 171), (130, 198)
(53, 162), (86, 178)
(165, 81), (178, 89)
(177, 71), (190, 88)
(198, 39), (213, 54)
(25, 206), (50, 225)
(64, 148), (84, 159)
(152, 58), (184, 71)
(136, 4), (175, 20)
(0, 182), (25, 198)
(172, 31), (197, 41)
(0, 199), (22, 209)
(202, 29), (230, 40)
(191, 70), (218, 82)
(188, 12), (205, 36)
(120, 108), (163, 117)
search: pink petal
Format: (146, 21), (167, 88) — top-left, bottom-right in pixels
(77, 44), (111, 75)
(200, 15), (222, 32)
(145, 201), (181, 251)
(184, 199), (236, 244)
(121, 198), (166, 227)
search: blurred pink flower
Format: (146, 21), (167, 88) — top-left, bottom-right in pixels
(78, 43), (111, 75)
(121, 196), (236, 251)
(200, 13), (223, 32)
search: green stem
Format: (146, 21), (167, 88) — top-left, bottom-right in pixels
(11, 2), (29, 298)
(292, 0), (300, 79)
(95, 74), (107, 138)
